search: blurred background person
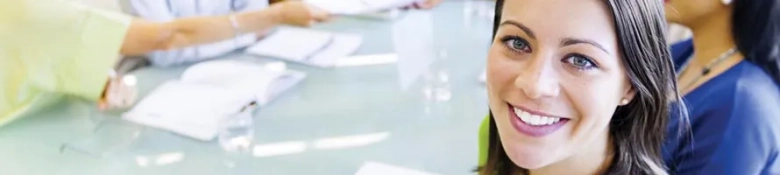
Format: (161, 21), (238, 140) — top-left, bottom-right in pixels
(481, 0), (681, 174)
(128, 0), (328, 67)
(0, 0), (325, 126)
(127, 0), (438, 67)
(663, 0), (780, 174)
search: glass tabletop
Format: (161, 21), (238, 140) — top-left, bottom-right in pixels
(0, 1), (496, 175)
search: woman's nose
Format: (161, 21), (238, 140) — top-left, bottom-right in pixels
(514, 56), (560, 99)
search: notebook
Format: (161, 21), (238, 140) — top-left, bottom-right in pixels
(246, 27), (363, 68)
(246, 27), (334, 62)
(123, 60), (306, 141)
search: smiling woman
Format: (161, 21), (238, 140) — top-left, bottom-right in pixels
(481, 0), (684, 174)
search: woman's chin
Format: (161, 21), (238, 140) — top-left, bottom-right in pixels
(503, 144), (559, 170)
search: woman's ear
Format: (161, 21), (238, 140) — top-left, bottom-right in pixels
(620, 86), (637, 106)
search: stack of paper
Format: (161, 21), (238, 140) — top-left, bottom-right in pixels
(246, 27), (363, 68)
(123, 60), (306, 141)
(305, 0), (421, 15)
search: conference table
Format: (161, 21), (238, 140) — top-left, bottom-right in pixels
(0, 1), (495, 175)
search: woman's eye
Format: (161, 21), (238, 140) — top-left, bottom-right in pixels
(564, 54), (597, 70)
(501, 36), (531, 52)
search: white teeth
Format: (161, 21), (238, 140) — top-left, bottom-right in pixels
(522, 111), (531, 122)
(514, 107), (563, 126)
(529, 115), (540, 125)
(536, 116), (544, 125)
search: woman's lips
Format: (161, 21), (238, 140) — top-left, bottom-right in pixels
(507, 104), (569, 137)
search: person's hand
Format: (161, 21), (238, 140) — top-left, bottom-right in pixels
(406, 0), (443, 10)
(256, 29), (273, 39)
(98, 74), (138, 111)
(271, 1), (330, 27)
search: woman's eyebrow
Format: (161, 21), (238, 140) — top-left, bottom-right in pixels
(500, 20), (536, 40)
(560, 38), (610, 54)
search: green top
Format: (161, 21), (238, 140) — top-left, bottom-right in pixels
(0, 0), (131, 127)
(479, 114), (490, 167)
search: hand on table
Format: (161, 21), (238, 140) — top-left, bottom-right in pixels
(271, 1), (331, 27)
(99, 74), (139, 111)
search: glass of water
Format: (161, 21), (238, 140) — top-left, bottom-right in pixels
(218, 104), (256, 153)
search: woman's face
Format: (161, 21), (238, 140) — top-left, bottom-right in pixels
(487, 0), (635, 169)
(664, 0), (726, 25)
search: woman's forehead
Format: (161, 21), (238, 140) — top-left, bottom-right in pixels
(499, 0), (618, 52)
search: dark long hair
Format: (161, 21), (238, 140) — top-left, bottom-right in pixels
(482, 0), (685, 174)
(732, 0), (780, 83)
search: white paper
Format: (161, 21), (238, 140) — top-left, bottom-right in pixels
(306, 0), (421, 15)
(354, 162), (438, 175)
(308, 33), (363, 67)
(182, 60), (306, 105)
(246, 28), (363, 68)
(123, 81), (247, 141)
(362, 0), (419, 10)
(305, 0), (367, 15)
(124, 60), (307, 141)
(182, 60), (285, 105)
(246, 27), (334, 61)
(265, 71), (307, 105)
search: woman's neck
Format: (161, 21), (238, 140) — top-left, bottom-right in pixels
(687, 8), (738, 66)
(529, 133), (614, 175)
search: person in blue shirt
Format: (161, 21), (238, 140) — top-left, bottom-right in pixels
(128, 0), (443, 67)
(663, 0), (780, 174)
(128, 0), (329, 67)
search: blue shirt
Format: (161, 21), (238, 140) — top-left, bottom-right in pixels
(663, 39), (780, 174)
(128, 0), (268, 67)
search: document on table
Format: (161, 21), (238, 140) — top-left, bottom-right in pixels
(246, 27), (334, 62)
(307, 33), (363, 67)
(246, 27), (363, 68)
(123, 81), (246, 141)
(306, 0), (421, 15)
(181, 60), (304, 105)
(123, 60), (306, 141)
